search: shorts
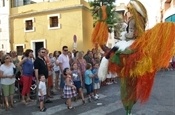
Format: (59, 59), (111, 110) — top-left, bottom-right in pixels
(55, 70), (60, 74)
(38, 95), (46, 102)
(85, 83), (93, 95)
(94, 83), (100, 89)
(73, 81), (82, 89)
(54, 71), (60, 80)
(2, 83), (15, 97)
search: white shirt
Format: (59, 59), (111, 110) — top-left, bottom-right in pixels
(58, 54), (70, 73)
(0, 63), (16, 85)
(38, 81), (46, 96)
(53, 57), (60, 72)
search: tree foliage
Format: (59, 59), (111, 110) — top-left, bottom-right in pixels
(89, 0), (120, 31)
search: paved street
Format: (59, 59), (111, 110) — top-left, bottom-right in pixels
(0, 70), (175, 115)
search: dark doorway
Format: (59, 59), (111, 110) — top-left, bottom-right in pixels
(35, 42), (44, 58)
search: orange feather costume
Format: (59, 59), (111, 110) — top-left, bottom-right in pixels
(91, 0), (175, 115)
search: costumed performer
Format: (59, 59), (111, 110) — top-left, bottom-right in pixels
(91, 0), (175, 115)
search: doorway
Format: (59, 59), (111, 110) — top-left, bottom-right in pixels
(31, 40), (46, 58)
(34, 42), (43, 58)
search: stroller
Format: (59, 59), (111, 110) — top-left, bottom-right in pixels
(15, 71), (37, 100)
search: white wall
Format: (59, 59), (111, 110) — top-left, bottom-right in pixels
(163, 7), (175, 21)
(0, 0), (10, 52)
(31, 0), (58, 2)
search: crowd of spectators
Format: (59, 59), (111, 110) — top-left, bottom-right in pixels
(0, 46), (118, 112)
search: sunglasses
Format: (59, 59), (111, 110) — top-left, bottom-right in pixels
(64, 50), (68, 52)
(41, 52), (45, 53)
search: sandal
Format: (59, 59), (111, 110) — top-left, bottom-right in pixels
(27, 99), (34, 102)
(5, 105), (10, 111)
(22, 100), (28, 105)
(40, 107), (47, 112)
(67, 106), (75, 110)
(82, 100), (85, 105)
(73, 97), (77, 102)
(10, 104), (14, 108)
(48, 95), (54, 98)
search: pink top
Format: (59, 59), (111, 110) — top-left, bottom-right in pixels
(76, 58), (86, 76)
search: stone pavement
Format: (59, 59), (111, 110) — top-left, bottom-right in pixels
(0, 70), (175, 115)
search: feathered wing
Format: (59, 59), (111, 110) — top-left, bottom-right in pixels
(109, 22), (175, 103)
(123, 22), (175, 77)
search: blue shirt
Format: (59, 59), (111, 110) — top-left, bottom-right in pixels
(22, 58), (34, 76)
(92, 68), (99, 83)
(84, 69), (93, 85)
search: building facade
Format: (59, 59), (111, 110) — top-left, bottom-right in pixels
(162, 0), (175, 22)
(0, 0), (11, 52)
(10, 0), (93, 57)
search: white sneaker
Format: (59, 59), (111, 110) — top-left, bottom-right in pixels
(108, 82), (113, 85)
(96, 94), (100, 98)
(94, 95), (99, 100)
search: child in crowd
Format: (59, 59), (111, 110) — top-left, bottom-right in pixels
(106, 72), (117, 85)
(38, 74), (47, 112)
(84, 63), (95, 102)
(92, 62), (100, 99)
(106, 72), (113, 85)
(71, 62), (85, 104)
(63, 68), (77, 109)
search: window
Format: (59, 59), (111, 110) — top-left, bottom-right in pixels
(23, 0), (29, 5)
(15, 44), (25, 56)
(48, 14), (61, 29)
(16, 46), (24, 55)
(24, 18), (35, 32)
(1, 44), (4, 49)
(25, 20), (33, 30)
(3, 0), (5, 7)
(50, 16), (58, 27)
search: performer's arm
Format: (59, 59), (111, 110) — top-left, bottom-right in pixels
(125, 19), (135, 39)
